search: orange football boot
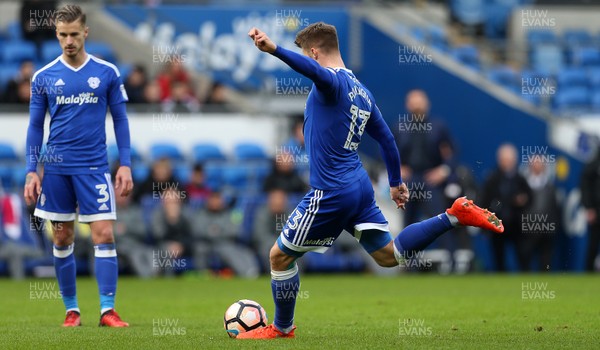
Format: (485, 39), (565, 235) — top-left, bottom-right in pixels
(236, 324), (296, 339)
(446, 196), (504, 233)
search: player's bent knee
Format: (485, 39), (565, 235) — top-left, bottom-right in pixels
(269, 243), (295, 271)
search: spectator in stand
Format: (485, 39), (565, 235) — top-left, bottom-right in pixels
(263, 151), (308, 195)
(143, 81), (162, 112)
(124, 64), (148, 104)
(185, 164), (212, 204)
(4, 60), (34, 103)
(481, 143), (532, 271)
(113, 184), (155, 278)
(156, 60), (194, 102)
(162, 81), (200, 113)
(191, 191), (259, 277)
(520, 155), (561, 271)
(133, 157), (178, 203)
(152, 188), (193, 275)
(281, 115), (308, 181)
(16, 79), (32, 104)
(580, 148), (600, 272)
(252, 189), (289, 271)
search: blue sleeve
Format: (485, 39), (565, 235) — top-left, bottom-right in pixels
(26, 75), (48, 173)
(109, 102), (131, 167)
(366, 105), (402, 187)
(271, 46), (338, 94)
(108, 69), (128, 106)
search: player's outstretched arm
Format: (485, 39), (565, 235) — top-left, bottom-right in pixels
(24, 78), (47, 206)
(248, 27), (336, 92)
(366, 105), (408, 209)
(109, 102), (133, 197)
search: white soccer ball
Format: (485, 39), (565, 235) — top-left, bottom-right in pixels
(223, 299), (268, 338)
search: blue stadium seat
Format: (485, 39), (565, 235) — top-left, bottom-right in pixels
(204, 164), (224, 191)
(191, 143), (226, 163)
(557, 68), (588, 89)
(12, 168), (27, 188)
(553, 87), (590, 113)
(107, 143), (142, 165)
(563, 29), (593, 48)
(1, 41), (36, 63)
(409, 26), (427, 43)
(591, 91), (600, 112)
(41, 40), (63, 63)
(173, 165), (191, 185)
(132, 164), (150, 183)
(572, 47), (600, 67)
(451, 0), (486, 26)
(527, 29), (558, 46)
(149, 143), (184, 161)
(234, 143), (268, 161)
(222, 165), (250, 190)
(0, 143), (18, 162)
(428, 25), (449, 51)
(531, 44), (564, 74)
(0, 166), (14, 189)
(117, 63), (133, 80)
(487, 65), (519, 91)
(86, 42), (116, 63)
(6, 21), (22, 41)
(588, 68), (600, 90)
(451, 45), (480, 71)
(0, 63), (19, 94)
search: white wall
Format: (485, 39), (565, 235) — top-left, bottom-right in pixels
(1, 113), (287, 159)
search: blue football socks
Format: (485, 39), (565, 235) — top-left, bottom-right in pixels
(53, 243), (79, 313)
(94, 243), (118, 314)
(271, 263), (299, 334)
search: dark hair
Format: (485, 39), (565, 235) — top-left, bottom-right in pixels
(294, 22), (339, 54)
(55, 4), (86, 26)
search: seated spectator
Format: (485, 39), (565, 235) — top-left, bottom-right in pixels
(4, 60), (34, 103)
(156, 60), (194, 102)
(162, 81), (200, 113)
(185, 164), (212, 204)
(124, 64), (148, 104)
(143, 81), (162, 112)
(252, 189), (289, 271)
(133, 157), (178, 203)
(114, 186), (155, 278)
(152, 189), (193, 275)
(191, 191), (259, 277)
(263, 151), (308, 194)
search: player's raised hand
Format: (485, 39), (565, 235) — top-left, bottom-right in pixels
(115, 166), (133, 197)
(390, 183), (409, 210)
(24, 172), (41, 206)
(248, 27), (277, 53)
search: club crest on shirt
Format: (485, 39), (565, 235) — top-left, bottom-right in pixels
(87, 77), (100, 89)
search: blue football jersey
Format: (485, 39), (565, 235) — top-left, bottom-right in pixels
(304, 67), (377, 190)
(30, 54), (128, 174)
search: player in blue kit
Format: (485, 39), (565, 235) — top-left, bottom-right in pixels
(240, 23), (504, 339)
(23, 5), (132, 327)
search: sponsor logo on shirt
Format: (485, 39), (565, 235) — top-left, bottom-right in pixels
(56, 92), (99, 105)
(303, 237), (335, 246)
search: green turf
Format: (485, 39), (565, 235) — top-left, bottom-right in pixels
(0, 274), (598, 349)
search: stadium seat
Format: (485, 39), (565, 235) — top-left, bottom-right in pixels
(531, 44), (564, 74)
(222, 165), (250, 190)
(204, 164), (224, 191)
(588, 68), (600, 90)
(553, 87), (590, 113)
(173, 165), (191, 185)
(191, 143), (226, 163)
(40, 40), (62, 63)
(233, 143), (268, 161)
(132, 164), (150, 183)
(5, 21), (22, 41)
(451, 0), (486, 26)
(527, 29), (558, 46)
(557, 68), (588, 89)
(0, 143), (18, 162)
(563, 29), (593, 48)
(0, 166), (14, 189)
(12, 168), (27, 188)
(1, 41), (36, 63)
(409, 26), (427, 43)
(0, 64), (20, 95)
(590, 90), (600, 112)
(107, 144), (142, 165)
(428, 25), (449, 51)
(451, 45), (480, 71)
(86, 41), (116, 63)
(149, 143), (184, 162)
(487, 65), (519, 91)
(572, 47), (600, 68)
(117, 63), (133, 80)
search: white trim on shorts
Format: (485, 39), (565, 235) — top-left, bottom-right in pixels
(34, 208), (76, 221)
(78, 213), (117, 223)
(280, 233), (330, 253)
(354, 222), (390, 232)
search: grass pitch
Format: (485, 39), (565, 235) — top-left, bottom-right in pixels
(0, 274), (598, 349)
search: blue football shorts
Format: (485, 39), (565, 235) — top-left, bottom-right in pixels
(34, 172), (116, 223)
(277, 173), (392, 257)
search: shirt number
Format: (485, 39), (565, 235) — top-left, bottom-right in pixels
(343, 104), (370, 151)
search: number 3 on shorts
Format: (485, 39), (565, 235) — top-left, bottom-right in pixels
(95, 184), (110, 204)
(287, 209), (303, 230)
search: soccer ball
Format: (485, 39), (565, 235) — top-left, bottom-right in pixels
(223, 299), (268, 338)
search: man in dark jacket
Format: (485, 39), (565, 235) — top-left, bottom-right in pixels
(580, 149), (600, 272)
